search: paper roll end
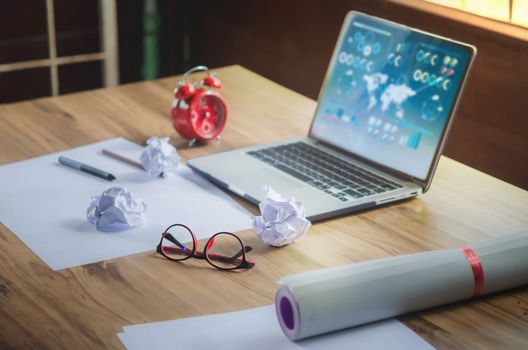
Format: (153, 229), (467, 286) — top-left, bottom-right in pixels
(279, 296), (294, 330)
(275, 286), (300, 341)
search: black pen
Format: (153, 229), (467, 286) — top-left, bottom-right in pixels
(58, 156), (117, 181)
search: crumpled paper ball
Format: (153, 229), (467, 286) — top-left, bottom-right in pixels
(251, 186), (311, 247)
(140, 136), (180, 178)
(87, 186), (147, 231)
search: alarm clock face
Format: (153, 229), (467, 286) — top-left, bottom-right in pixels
(189, 91), (227, 140)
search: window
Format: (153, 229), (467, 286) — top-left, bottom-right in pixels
(426, 0), (528, 27)
(0, 0), (118, 103)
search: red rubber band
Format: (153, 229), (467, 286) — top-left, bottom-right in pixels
(459, 246), (484, 297)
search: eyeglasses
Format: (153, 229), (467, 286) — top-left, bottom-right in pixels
(156, 224), (255, 271)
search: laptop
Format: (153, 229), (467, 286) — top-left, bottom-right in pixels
(187, 11), (476, 221)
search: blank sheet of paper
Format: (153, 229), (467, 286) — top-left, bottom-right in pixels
(118, 305), (435, 350)
(0, 138), (252, 270)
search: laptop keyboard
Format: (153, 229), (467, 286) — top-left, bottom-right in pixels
(247, 142), (403, 202)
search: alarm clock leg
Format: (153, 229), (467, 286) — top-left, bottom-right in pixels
(188, 138), (196, 147)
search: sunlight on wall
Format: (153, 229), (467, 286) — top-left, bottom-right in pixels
(426, 0), (528, 27)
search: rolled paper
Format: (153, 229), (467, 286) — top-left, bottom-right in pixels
(275, 231), (528, 341)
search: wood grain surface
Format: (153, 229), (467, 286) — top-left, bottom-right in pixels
(0, 65), (527, 349)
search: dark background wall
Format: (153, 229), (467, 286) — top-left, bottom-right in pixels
(1, 0), (527, 190)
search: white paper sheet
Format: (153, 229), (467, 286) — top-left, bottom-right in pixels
(118, 305), (434, 350)
(0, 138), (252, 270)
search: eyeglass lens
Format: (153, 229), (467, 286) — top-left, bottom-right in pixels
(161, 225), (194, 260)
(206, 233), (246, 269)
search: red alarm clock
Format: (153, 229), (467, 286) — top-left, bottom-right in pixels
(171, 66), (228, 144)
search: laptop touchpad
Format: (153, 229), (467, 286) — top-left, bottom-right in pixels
(231, 169), (303, 195)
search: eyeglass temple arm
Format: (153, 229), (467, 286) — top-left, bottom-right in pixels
(231, 245), (252, 260)
(208, 245), (253, 264)
(163, 233), (186, 248)
(157, 233), (190, 254)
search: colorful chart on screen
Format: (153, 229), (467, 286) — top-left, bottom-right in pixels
(310, 13), (472, 180)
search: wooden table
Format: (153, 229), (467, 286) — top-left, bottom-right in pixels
(0, 65), (527, 349)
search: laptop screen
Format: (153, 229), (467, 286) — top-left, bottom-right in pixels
(309, 13), (473, 181)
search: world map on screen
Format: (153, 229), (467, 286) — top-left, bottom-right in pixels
(310, 13), (471, 180)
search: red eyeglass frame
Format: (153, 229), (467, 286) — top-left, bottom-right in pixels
(156, 223), (255, 271)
